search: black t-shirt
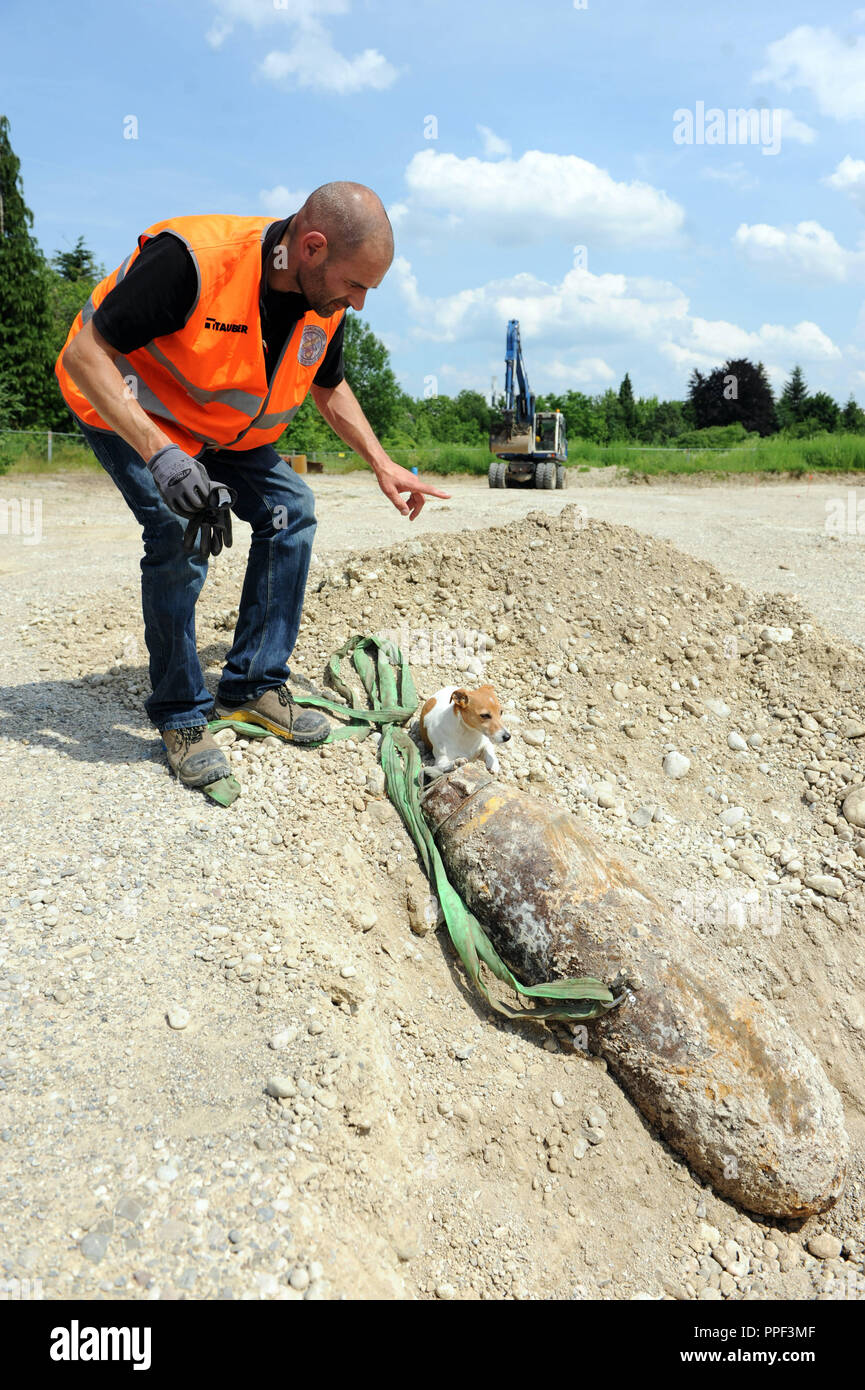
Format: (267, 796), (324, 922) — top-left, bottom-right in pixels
(92, 215), (345, 388)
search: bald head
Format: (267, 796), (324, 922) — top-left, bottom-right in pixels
(296, 182), (393, 264)
(275, 180), (394, 317)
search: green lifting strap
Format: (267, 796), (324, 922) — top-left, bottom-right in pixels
(205, 635), (619, 1024)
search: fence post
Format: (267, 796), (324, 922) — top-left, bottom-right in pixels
(47, 430), (53, 463)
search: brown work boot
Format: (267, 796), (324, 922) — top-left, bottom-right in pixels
(161, 725), (231, 788)
(214, 683), (331, 744)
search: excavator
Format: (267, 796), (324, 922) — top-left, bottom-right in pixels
(488, 319), (568, 488)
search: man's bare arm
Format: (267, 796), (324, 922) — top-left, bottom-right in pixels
(60, 321), (175, 461)
(310, 378), (450, 520)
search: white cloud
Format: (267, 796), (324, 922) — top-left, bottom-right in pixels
(391, 255), (840, 395)
(733, 220), (865, 282)
(205, 0), (397, 94)
(534, 357), (616, 386)
(260, 28), (397, 93)
(394, 148), (684, 249)
(774, 108), (817, 144)
(824, 155), (865, 210)
(260, 185), (309, 216)
(477, 125), (511, 159)
(754, 25), (865, 120)
(206, 0), (348, 48)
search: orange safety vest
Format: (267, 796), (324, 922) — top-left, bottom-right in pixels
(55, 214), (345, 455)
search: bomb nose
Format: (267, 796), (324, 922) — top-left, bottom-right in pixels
(502, 730), (511, 741)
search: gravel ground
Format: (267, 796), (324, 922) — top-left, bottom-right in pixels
(1, 467), (864, 1302)
(2, 469), (864, 651)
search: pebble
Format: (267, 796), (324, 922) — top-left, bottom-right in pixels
(703, 698), (730, 717)
(630, 804), (655, 827)
(803, 874), (844, 899)
(115, 1196), (144, 1223)
(760, 626), (793, 645)
(523, 729), (546, 746)
(663, 751), (690, 779)
(266, 1076), (297, 1099)
(807, 1234), (843, 1260)
(719, 806), (745, 828)
(612, 682), (629, 701)
(551, 1090), (565, 1109)
(727, 731), (747, 751)
(435, 1283), (456, 1300)
(366, 769), (386, 796)
(80, 1233), (109, 1263)
(841, 786), (865, 829)
(289, 1266), (310, 1291)
(166, 1008), (190, 1031)
(269, 1028), (297, 1051)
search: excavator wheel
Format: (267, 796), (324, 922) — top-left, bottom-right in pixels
(556, 464), (567, 489)
(534, 461), (556, 489)
(488, 460), (507, 488)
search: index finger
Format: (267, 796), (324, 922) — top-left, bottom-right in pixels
(409, 480), (451, 498)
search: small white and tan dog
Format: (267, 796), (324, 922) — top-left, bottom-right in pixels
(418, 684), (511, 775)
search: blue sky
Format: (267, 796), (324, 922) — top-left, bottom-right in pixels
(4, 0), (865, 405)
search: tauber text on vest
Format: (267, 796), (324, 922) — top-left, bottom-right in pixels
(50, 1321), (152, 1371)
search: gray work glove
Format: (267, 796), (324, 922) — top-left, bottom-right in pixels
(146, 444), (213, 519)
(183, 485), (237, 560)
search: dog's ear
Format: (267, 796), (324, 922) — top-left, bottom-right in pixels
(450, 688), (469, 708)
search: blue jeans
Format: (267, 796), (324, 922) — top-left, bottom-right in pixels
(76, 420), (318, 730)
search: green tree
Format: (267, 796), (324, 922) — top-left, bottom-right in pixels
(44, 237), (105, 428)
(279, 393), (342, 454)
(343, 313), (401, 437)
(452, 388), (491, 440)
(0, 114), (56, 427)
(842, 395), (865, 432)
(803, 391), (840, 433)
(52, 235), (101, 282)
(688, 358), (777, 436)
(0, 370), (25, 429)
(777, 365), (808, 429)
(651, 399), (686, 442)
(617, 372), (636, 436)
(599, 387), (628, 441)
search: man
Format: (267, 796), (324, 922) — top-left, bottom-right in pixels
(56, 182), (449, 789)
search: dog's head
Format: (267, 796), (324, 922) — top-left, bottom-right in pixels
(450, 685), (511, 743)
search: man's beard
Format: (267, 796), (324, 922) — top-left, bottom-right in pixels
(298, 262), (343, 317)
